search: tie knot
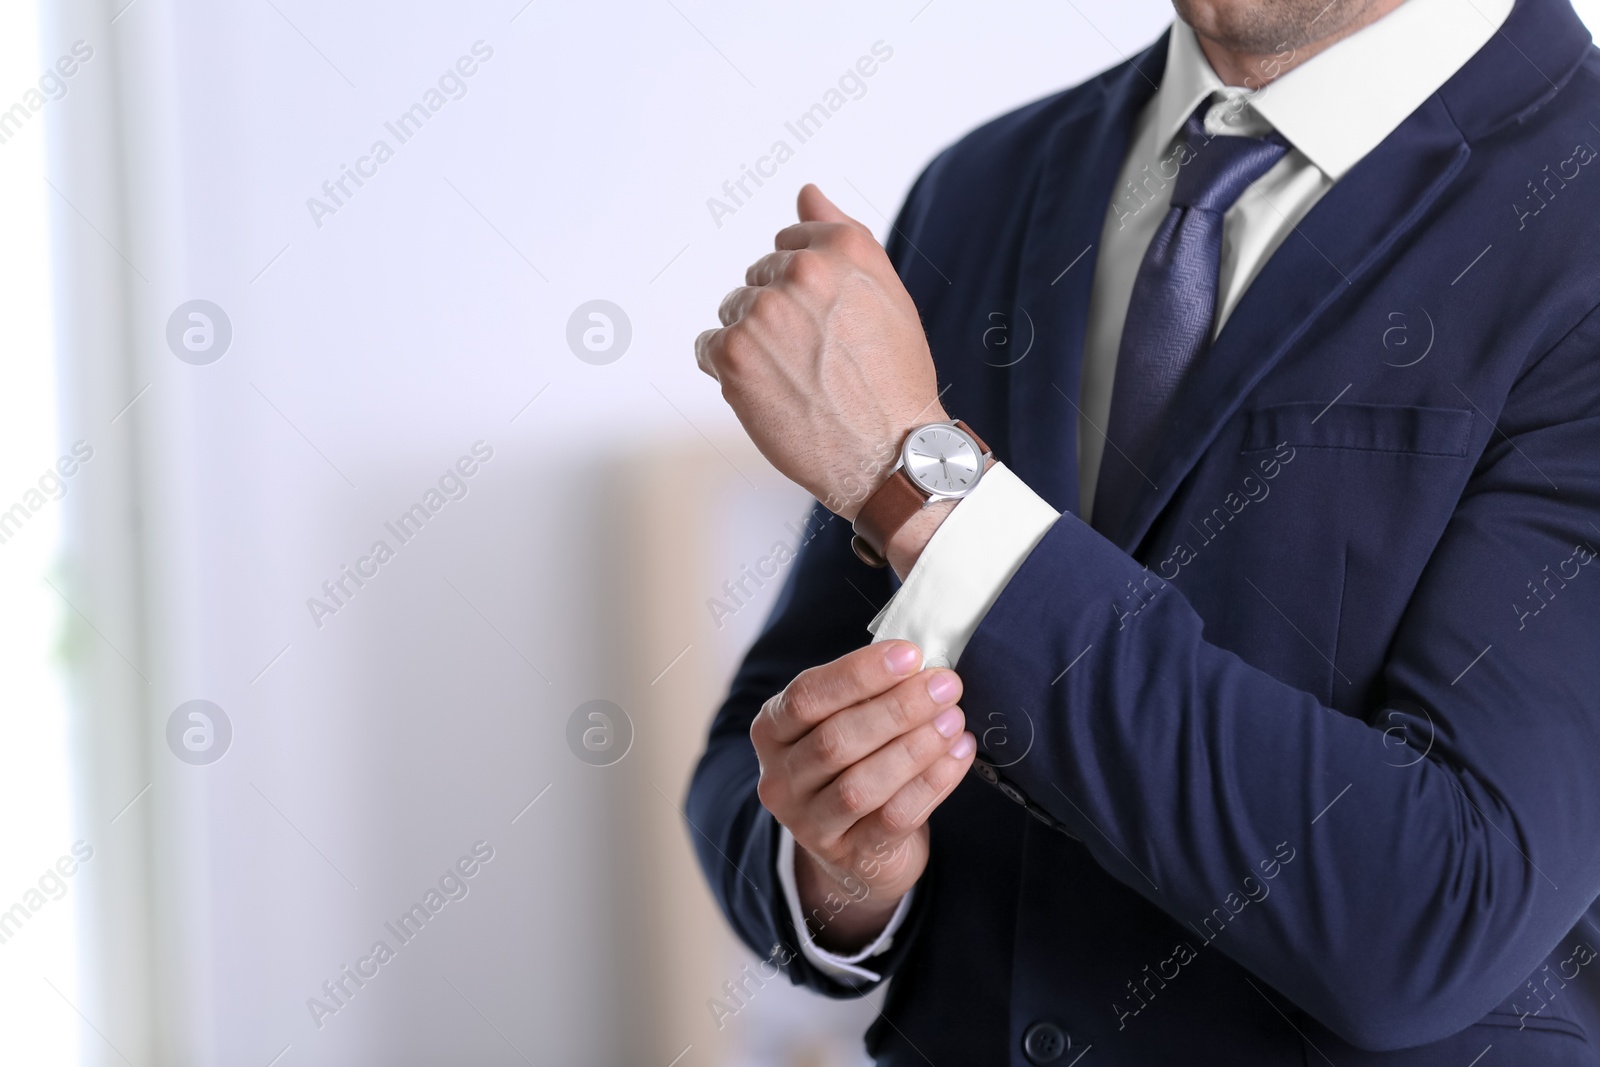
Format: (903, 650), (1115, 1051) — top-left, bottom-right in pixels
(1169, 104), (1288, 214)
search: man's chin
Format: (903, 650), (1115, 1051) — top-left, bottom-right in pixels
(1170, 0), (1380, 56)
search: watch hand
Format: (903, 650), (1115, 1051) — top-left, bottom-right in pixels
(939, 454), (950, 481)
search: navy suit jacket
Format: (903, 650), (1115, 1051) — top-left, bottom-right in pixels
(688, 1), (1600, 1062)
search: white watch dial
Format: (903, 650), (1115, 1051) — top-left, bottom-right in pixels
(902, 423), (983, 498)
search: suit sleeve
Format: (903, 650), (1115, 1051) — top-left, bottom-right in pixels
(957, 303), (1600, 1050)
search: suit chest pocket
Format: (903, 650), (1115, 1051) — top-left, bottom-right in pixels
(1240, 402), (1474, 456)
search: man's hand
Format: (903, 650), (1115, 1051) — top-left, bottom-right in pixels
(696, 184), (945, 521)
(751, 641), (977, 954)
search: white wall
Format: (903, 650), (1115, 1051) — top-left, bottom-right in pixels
(33, 0), (1183, 1064)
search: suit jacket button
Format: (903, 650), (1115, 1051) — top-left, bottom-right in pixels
(1023, 1021), (1068, 1063)
(998, 782), (1029, 806)
(973, 758), (999, 784)
(1026, 803), (1058, 827)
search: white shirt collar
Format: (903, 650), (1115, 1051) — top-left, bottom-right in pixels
(1155, 0), (1514, 180)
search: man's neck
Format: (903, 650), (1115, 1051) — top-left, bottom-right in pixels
(1192, 0), (1408, 87)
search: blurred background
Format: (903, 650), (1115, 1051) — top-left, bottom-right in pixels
(6, 0), (1597, 1064)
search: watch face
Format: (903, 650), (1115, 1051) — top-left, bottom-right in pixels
(902, 423), (983, 498)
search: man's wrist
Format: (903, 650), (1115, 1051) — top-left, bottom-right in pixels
(884, 455), (998, 579)
(794, 844), (907, 954)
(832, 408), (952, 523)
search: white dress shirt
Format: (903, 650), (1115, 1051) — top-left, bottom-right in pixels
(783, 0), (1512, 983)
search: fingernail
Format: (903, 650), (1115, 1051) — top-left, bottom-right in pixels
(927, 671), (960, 704)
(885, 644), (920, 675)
(948, 733), (975, 760)
(933, 708), (962, 738)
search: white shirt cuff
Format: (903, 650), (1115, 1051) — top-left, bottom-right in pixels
(868, 462), (1059, 668)
(776, 826), (914, 986)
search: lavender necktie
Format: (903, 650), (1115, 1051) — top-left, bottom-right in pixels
(1092, 103), (1288, 538)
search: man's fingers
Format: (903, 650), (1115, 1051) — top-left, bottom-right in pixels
(761, 642), (923, 745)
(789, 668), (962, 790)
(773, 220), (833, 251)
(844, 731), (976, 846)
(796, 182), (863, 228)
(717, 285), (762, 327)
(811, 707), (968, 833)
(694, 328), (722, 379)
(745, 250), (795, 287)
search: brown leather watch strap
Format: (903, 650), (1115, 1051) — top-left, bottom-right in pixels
(852, 470), (926, 567)
(957, 420), (990, 455)
(850, 420), (990, 568)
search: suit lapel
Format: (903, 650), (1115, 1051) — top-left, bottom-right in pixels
(1005, 39), (1168, 517)
(1103, 95), (1472, 552)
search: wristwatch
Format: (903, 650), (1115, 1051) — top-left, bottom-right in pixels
(851, 419), (993, 568)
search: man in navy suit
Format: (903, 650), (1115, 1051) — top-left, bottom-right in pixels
(688, 0), (1600, 1061)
